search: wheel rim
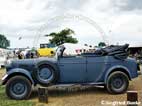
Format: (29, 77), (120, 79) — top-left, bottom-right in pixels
(111, 74), (126, 91)
(112, 77), (124, 89)
(10, 81), (27, 97)
(38, 67), (53, 83)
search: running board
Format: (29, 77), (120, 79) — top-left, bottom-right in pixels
(52, 82), (105, 87)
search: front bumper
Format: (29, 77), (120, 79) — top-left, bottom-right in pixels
(1, 74), (8, 85)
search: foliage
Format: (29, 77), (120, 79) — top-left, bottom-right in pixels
(98, 42), (106, 47)
(0, 34), (10, 49)
(45, 28), (78, 46)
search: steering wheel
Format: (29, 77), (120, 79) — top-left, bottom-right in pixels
(101, 48), (108, 55)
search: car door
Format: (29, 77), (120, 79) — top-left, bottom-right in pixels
(58, 56), (87, 83)
(86, 56), (107, 82)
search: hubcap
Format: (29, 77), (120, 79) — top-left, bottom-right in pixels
(112, 77), (123, 89)
(11, 81), (27, 97)
(39, 68), (52, 80)
(13, 83), (25, 94)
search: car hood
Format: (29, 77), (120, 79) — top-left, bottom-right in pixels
(12, 57), (57, 66)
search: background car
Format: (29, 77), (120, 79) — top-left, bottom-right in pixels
(37, 43), (56, 57)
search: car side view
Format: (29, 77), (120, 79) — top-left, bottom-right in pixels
(2, 44), (138, 100)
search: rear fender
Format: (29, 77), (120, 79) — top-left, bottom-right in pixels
(2, 68), (34, 85)
(104, 65), (131, 84)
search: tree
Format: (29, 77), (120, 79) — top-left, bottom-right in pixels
(45, 28), (78, 46)
(0, 34), (10, 49)
(98, 42), (106, 47)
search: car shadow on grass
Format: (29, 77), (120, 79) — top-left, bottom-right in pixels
(30, 86), (108, 99)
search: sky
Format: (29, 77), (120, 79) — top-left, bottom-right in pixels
(0, 0), (142, 48)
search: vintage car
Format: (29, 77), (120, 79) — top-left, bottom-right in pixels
(2, 44), (138, 100)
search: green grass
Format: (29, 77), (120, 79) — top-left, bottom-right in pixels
(0, 85), (35, 106)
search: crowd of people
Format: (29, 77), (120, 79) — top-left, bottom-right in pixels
(13, 49), (39, 59)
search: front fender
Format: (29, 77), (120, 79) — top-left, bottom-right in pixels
(104, 65), (131, 84)
(2, 68), (34, 85)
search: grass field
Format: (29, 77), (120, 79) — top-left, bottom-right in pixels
(0, 68), (142, 106)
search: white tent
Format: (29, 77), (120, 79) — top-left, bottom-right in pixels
(62, 43), (92, 55)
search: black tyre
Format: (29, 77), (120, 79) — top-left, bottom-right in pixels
(6, 76), (32, 100)
(36, 64), (56, 86)
(106, 71), (129, 94)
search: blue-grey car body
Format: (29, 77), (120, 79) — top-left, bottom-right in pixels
(2, 53), (138, 86)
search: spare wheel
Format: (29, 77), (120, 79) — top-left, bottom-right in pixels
(36, 64), (56, 85)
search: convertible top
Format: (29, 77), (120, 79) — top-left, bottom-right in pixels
(101, 44), (129, 54)
(83, 44), (129, 59)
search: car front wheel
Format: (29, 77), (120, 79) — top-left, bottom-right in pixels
(106, 71), (129, 94)
(6, 76), (32, 100)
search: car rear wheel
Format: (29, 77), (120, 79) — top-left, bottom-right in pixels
(106, 71), (129, 94)
(36, 64), (56, 86)
(6, 76), (32, 100)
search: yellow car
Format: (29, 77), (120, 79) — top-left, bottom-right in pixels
(38, 48), (55, 57)
(37, 43), (56, 57)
